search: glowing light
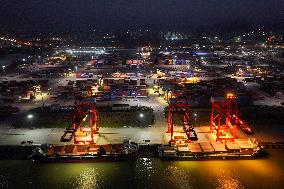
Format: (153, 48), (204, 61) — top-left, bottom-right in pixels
(226, 93), (236, 99)
(27, 114), (34, 119)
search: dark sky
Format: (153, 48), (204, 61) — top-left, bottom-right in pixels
(0, 0), (283, 33)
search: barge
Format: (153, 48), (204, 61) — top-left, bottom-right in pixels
(159, 138), (262, 160)
(31, 139), (139, 163)
(31, 138), (263, 162)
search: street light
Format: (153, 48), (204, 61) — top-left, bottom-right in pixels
(194, 113), (197, 126)
(27, 114), (34, 129)
(27, 114), (34, 119)
(139, 113), (144, 118)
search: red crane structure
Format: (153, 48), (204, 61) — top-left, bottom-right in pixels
(72, 100), (99, 144)
(166, 103), (197, 142)
(210, 93), (253, 142)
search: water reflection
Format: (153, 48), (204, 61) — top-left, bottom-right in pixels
(165, 165), (193, 189)
(72, 168), (102, 189)
(0, 175), (8, 189)
(135, 158), (157, 188)
(211, 169), (244, 189)
(0, 150), (284, 189)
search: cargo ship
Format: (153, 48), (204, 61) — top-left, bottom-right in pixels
(158, 138), (263, 160)
(31, 139), (263, 162)
(31, 139), (139, 163)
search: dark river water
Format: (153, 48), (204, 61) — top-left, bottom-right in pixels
(0, 149), (284, 189)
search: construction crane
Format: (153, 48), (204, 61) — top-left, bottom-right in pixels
(210, 93), (253, 142)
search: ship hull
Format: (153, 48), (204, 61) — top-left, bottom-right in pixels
(33, 154), (137, 163)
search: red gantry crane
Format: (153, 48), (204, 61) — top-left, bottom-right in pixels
(166, 103), (198, 143)
(72, 100), (99, 144)
(61, 99), (99, 144)
(210, 93), (253, 142)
